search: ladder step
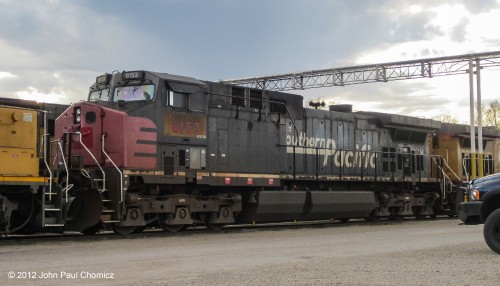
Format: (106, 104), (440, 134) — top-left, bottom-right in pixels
(102, 199), (112, 202)
(44, 217), (57, 224)
(44, 224), (64, 227)
(45, 192), (58, 195)
(103, 220), (121, 224)
(102, 209), (115, 213)
(45, 208), (61, 212)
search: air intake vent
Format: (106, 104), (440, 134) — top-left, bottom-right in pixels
(231, 87), (245, 107)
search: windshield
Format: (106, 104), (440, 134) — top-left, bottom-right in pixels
(89, 88), (111, 102)
(113, 85), (155, 102)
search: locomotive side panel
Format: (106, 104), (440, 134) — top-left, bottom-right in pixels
(208, 111), (282, 175)
(0, 107), (39, 177)
(432, 123), (500, 180)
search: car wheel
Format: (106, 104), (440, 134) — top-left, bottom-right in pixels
(483, 208), (500, 254)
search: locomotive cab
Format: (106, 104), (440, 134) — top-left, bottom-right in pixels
(56, 71), (243, 234)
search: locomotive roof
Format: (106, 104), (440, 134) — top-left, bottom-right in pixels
(148, 71), (206, 86)
(356, 111), (441, 131)
(438, 122), (500, 138)
(0, 97), (39, 109)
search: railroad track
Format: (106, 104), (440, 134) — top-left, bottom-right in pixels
(0, 216), (459, 245)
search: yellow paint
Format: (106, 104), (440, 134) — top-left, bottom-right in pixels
(471, 153), (477, 179)
(478, 153), (484, 178)
(0, 176), (48, 184)
(0, 107), (39, 177)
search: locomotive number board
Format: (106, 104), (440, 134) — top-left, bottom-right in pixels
(164, 111), (207, 139)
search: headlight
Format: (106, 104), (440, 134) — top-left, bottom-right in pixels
(470, 189), (480, 201)
(74, 107), (82, 124)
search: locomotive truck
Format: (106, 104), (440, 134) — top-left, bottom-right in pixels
(52, 70), (500, 235)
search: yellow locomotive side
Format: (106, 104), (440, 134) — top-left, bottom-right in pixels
(432, 123), (500, 181)
(432, 135), (465, 179)
(0, 106), (39, 177)
(494, 137), (500, 174)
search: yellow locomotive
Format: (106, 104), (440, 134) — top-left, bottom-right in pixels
(0, 98), (66, 234)
(432, 123), (500, 181)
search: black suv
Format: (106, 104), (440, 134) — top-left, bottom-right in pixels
(459, 173), (500, 254)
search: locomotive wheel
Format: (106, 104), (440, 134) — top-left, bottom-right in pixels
(112, 225), (137, 235)
(366, 215), (380, 222)
(483, 208), (500, 254)
(132, 226), (146, 234)
(81, 224), (100, 236)
(161, 224), (186, 233)
(205, 222), (225, 232)
(415, 214), (425, 220)
(158, 214), (187, 232)
(388, 209), (402, 221)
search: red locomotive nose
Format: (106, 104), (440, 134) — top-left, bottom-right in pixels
(55, 102), (158, 170)
(55, 102), (104, 166)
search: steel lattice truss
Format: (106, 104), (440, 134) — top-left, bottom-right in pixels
(221, 51), (500, 91)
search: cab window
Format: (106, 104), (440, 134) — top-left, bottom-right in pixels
(168, 91), (188, 109)
(113, 85), (155, 102)
(89, 88), (111, 102)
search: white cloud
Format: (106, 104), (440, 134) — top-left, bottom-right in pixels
(408, 5), (423, 14)
(1, 0), (499, 121)
(16, 87), (65, 103)
(0, 71), (17, 80)
(466, 9), (500, 42)
(428, 4), (469, 30)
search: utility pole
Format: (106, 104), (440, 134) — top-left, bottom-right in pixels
(476, 59), (484, 177)
(468, 59), (476, 179)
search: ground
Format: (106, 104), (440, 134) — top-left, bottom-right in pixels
(1, 219), (499, 285)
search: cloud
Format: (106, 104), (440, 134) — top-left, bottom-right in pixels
(16, 87), (65, 103)
(0, 0), (499, 120)
(450, 17), (470, 43)
(0, 71), (17, 80)
(462, 0), (500, 13)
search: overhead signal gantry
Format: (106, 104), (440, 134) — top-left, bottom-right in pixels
(221, 51), (500, 91)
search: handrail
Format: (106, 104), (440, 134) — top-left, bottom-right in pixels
(101, 134), (124, 203)
(73, 131), (107, 192)
(56, 140), (70, 203)
(462, 158), (469, 182)
(60, 183), (74, 201)
(41, 110), (54, 201)
(431, 155), (462, 182)
(431, 157), (449, 202)
(430, 156), (463, 203)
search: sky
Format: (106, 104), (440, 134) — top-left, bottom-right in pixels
(1, 0), (500, 123)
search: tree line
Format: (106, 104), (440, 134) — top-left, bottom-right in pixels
(433, 100), (500, 129)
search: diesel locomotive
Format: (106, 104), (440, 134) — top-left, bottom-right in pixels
(431, 123), (499, 181)
(51, 70), (500, 235)
(2, 70), (498, 236)
(0, 98), (67, 234)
